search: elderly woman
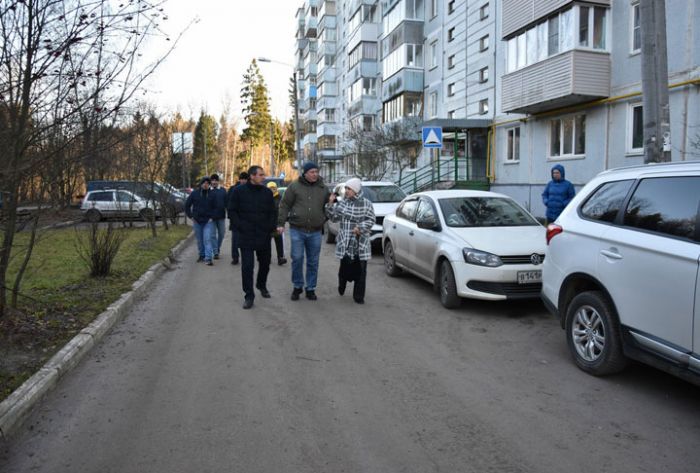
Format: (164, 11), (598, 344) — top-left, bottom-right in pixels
(326, 178), (375, 304)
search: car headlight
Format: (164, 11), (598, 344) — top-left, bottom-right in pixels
(463, 248), (503, 267)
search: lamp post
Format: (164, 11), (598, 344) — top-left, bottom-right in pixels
(257, 57), (303, 170)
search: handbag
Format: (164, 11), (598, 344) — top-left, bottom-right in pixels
(339, 236), (362, 282)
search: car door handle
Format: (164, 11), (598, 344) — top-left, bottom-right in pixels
(392, 224), (396, 229)
(409, 231), (414, 236)
(600, 249), (622, 260)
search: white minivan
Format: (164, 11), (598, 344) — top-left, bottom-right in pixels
(542, 161), (700, 386)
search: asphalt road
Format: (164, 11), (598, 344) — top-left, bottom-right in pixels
(1, 231), (699, 473)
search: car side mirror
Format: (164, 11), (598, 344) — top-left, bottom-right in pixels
(417, 218), (440, 231)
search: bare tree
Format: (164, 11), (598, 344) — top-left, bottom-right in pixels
(0, 0), (191, 317)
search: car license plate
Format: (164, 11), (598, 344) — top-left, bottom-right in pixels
(517, 270), (542, 284)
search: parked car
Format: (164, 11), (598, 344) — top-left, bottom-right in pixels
(325, 181), (407, 246)
(81, 189), (159, 223)
(383, 190), (545, 308)
(86, 180), (185, 218)
(542, 161), (700, 385)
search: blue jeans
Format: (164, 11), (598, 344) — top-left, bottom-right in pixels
(211, 218), (226, 256)
(193, 221), (215, 261)
(289, 228), (322, 291)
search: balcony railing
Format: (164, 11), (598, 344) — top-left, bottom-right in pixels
(501, 49), (610, 114)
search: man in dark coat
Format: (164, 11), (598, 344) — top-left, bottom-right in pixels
(210, 173), (227, 259)
(228, 166), (276, 309)
(542, 164), (576, 224)
(227, 171), (249, 265)
(185, 177), (216, 265)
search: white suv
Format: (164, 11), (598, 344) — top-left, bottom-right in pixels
(542, 161), (700, 385)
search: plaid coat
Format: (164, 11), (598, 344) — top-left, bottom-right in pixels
(325, 194), (375, 261)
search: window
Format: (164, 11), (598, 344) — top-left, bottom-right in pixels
(429, 91), (438, 117)
(579, 6), (589, 46)
(430, 0), (438, 19)
(628, 103), (643, 154)
(593, 7), (607, 49)
(631, 3), (641, 53)
(478, 99), (489, 115)
(447, 83), (456, 97)
(348, 42), (377, 69)
(550, 114), (585, 157)
(430, 41), (438, 69)
(397, 198), (419, 221)
(448, 0), (455, 15)
(447, 110), (455, 119)
(580, 180), (634, 223)
(325, 109), (336, 122)
(448, 55), (455, 69)
(382, 43), (423, 78)
(89, 191), (113, 202)
(362, 115), (375, 131)
(448, 27), (456, 42)
(479, 35), (489, 51)
(382, 93), (422, 122)
(349, 78), (376, 101)
(480, 3), (489, 21)
(548, 15), (559, 55)
(506, 127), (520, 161)
(383, 0), (425, 35)
(117, 191), (135, 203)
(623, 177), (700, 240)
(439, 197), (539, 227)
(479, 66), (488, 83)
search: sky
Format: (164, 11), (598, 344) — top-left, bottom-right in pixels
(143, 0), (299, 126)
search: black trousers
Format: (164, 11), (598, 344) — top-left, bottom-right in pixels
(272, 234), (285, 259)
(339, 260), (368, 301)
(241, 243), (271, 301)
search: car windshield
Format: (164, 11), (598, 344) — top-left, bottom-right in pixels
(439, 197), (539, 227)
(362, 185), (406, 203)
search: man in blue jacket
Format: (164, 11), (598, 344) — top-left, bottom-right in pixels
(185, 177), (216, 265)
(209, 173), (227, 259)
(542, 164), (576, 224)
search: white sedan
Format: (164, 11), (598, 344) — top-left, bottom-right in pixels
(382, 190), (546, 308)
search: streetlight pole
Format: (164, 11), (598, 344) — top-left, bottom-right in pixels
(258, 57), (303, 169)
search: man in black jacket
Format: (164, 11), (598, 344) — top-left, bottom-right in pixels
(228, 166), (276, 309)
(227, 172), (249, 265)
(185, 177), (216, 265)
(210, 174), (227, 259)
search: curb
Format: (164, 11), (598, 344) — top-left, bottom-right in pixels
(0, 230), (195, 441)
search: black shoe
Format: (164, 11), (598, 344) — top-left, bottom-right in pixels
(306, 290), (317, 301)
(197, 256), (204, 262)
(278, 257), (287, 266)
(214, 254), (220, 260)
(291, 287), (303, 301)
(243, 299), (254, 309)
(231, 258), (239, 265)
(257, 286), (271, 298)
(205, 260), (213, 266)
(353, 298), (364, 304)
(338, 282), (346, 296)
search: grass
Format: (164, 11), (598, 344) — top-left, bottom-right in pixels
(0, 224), (191, 400)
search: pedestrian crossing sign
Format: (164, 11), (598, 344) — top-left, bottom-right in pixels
(422, 127), (443, 148)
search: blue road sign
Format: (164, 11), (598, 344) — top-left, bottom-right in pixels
(422, 127), (443, 148)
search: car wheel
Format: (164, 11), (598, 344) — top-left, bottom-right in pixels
(439, 260), (461, 309)
(565, 291), (628, 376)
(85, 209), (101, 223)
(383, 240), (401, 277)
(325, 223), (336, 244)
(139, 209), (155, 222)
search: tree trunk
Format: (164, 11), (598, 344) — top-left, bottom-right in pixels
(11, 212), (40, 308)
(0, 185), (20, 318)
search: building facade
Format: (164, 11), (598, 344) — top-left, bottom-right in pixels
(294, 0), (700, 218)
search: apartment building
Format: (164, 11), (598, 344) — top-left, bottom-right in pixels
(492, 0), (700, 217)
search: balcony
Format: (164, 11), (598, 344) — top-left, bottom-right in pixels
(318, 149), (343, 162)
(501, 49), (610, 114)
(502, 0), (611, 39)
(347, 22), (379, 53)
(382, 69), (424, 102)
(305, 15), (318, 38)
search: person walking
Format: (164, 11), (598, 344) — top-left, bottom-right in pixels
(542, 164), (576, 224)
(185, 176), (216, 266)
(229, 166), (276, 309)
(227, 171), (249, 265)
(210, 173), (227, 259)
(267, 181), (288, 266)
(277, 162), (329, 301)
(326, 178), (375, 304)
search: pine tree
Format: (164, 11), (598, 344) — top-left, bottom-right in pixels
(240, 60), (272, 155)
(192, 111), (218, 182)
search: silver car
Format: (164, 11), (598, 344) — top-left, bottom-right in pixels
(81, 189), (158, 223)
(542, 161), (700, 385)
